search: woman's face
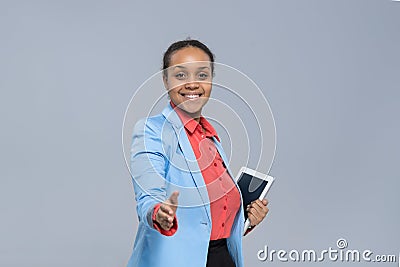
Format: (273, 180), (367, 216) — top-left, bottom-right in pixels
(163, 47), (213, 119)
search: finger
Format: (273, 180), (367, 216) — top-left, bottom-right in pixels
(157, 207), (174, 223)
(263, 206), (269, 215)
(160, 222), (171, 231)
(248, 201), (259, 214)
(249, 205), (262, 220)
(158, 217), (173, 231)
(247, 213), (259, 227)
(255, 202), (269, 217)
(162, 216), (174, 230)
(160, 204), (174, 216)
(160, 220), (173, 230)
(253, 200), (269, 215)
(248, 200), (263, 214)
(247, 200), (263, 212)
(249, 206), (263, 221)
(253, 199), (266, 209)
(262, 199), (269, 206)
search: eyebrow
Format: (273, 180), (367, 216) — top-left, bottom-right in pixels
(172, 65), (210, 70)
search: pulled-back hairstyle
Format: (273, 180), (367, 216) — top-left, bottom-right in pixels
(162, 39), (215, 77)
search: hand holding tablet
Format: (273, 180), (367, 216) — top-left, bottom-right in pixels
(235, 167), (274, 235)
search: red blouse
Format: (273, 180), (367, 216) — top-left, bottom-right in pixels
(152, 101), (241, 239)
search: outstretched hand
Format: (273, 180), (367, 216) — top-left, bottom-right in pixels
(155, 191), (179, 231)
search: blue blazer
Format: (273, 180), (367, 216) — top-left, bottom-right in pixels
(127, 104), (245, 267)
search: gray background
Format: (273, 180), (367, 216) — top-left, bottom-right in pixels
(1, 0), (399, 266)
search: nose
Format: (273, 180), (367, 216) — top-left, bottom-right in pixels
(184, 79), (199, 90)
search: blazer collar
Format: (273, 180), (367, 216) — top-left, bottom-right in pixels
(161, 103), (184, 131)
(161, 103), (230, 172)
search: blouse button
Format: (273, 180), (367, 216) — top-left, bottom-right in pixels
(224, 206), (227, 210)
(222, 223), (225, 227)
(214, 162), (217, 167)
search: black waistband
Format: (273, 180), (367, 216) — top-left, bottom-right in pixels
(209, 238), (227, 249)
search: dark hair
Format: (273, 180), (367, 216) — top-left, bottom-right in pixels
(162, 39), (215, 77)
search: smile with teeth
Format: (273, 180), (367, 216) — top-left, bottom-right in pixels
(181, 93), (202, 100)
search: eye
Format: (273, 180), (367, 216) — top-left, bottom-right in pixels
(175, 72), (186, 80)
(198, 72), (209, 80)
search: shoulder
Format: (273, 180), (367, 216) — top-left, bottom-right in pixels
(133, 113), (173, 135)
(131, 113), (178, 157)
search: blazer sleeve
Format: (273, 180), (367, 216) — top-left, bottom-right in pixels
(130, 118), (170, 229)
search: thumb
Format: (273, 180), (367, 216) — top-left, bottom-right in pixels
(167, 191), (179, 208)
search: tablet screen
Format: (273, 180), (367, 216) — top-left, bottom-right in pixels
(237, 173), (270, 220)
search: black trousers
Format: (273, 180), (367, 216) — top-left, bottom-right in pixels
(206, 239), (236, 267)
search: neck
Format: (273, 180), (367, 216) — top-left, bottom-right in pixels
(184, 110), (201, 122)
(169, 101), (201, 122)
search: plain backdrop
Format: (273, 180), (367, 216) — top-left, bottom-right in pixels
(1, 1), (399, 266)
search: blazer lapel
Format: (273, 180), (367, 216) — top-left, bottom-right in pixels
(162, 104), (211, 224)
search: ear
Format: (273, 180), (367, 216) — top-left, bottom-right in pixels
(163, 75), (171, 100)
(162, 72), (168, 90)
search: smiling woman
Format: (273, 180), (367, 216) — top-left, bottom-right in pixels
(127, 39), (270, 267)
(163, 46), (213, 120)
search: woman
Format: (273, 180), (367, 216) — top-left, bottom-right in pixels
(127, 39), (269, 267)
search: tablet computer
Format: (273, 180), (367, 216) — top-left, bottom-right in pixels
(235, 167), (274, 235)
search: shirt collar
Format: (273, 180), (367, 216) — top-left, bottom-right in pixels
(169, 101), (220, 142)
